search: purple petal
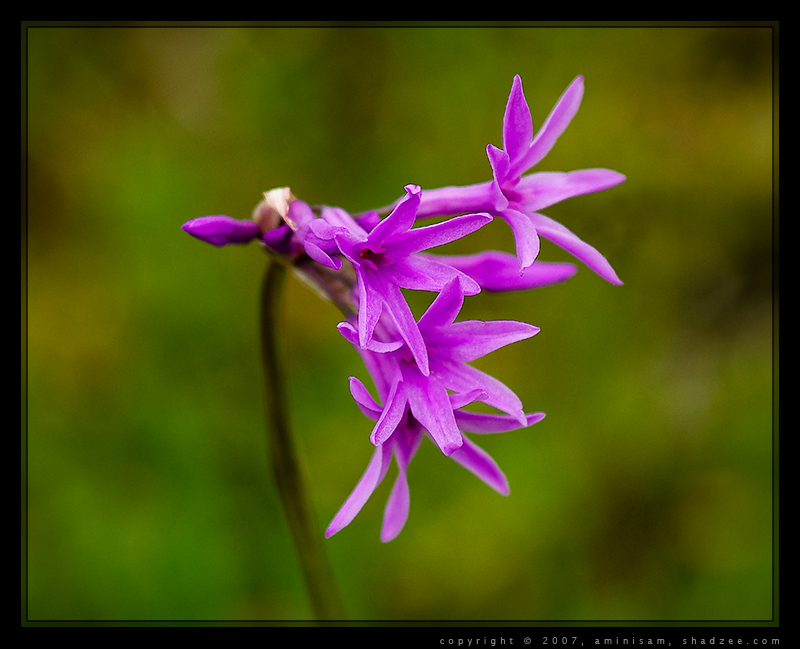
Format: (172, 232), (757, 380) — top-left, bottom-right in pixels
(376, 274), (430, 376)
(321, 206), (366, 235)
(512, 75), (585, 178)
(381, 467), (411, 543)
(260, 223), (296, 255)
(284, 200), (316, 236)
(529, 212), (623, 285)
(430, 319), (540, 364)
(356, 210), (381, 232)
(182, 216), (260, 247)
(448, 435), (510, 495)
(383, 253), (482, 296)
(402, 364), (462, 456)
(487, 144), (512, 188)
(380, 421), (423, 542)
(449, 389), (488, 410)
(338, 320), (403, 353)
(355, 269), (385, 350)
(516, 169), (627, 213)
(417, 278), (465, 331)
(499, 208), (540, 270)
(427, 251), (578, 292)
(332, 229), (367, 265)
(326, 443), (393, 538)
(369, 377), (408, 446)
(389, 212), (492, 255)
(303, 240), (342, 269)
(502, 74), (534, 165)
(434, 357), (527, 427)
(348, 376), (382, 420)
(454, 410), (545, 433)
(415, 182), (498, 219)
(369, 184), (421, 244)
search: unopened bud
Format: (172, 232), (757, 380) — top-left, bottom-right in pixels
(182, 215), (260, 247)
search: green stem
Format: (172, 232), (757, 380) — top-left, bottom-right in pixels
(259, 258), (345, 620)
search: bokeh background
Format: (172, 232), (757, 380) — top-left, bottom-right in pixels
(24, 24), (776, 622)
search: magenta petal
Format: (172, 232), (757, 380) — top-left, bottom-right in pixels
(326, 443), (393, 538)
(516, 169), (627, 213)
(369, 377), (408, 446)
(500, 208), (540, 270)
(348, 376), (382, 420)
(417, 278), (465, 330)
(487, 144), (512, 188)
(437, 319), (540, 363)
(529, 212), (623, 285)
(448, 435), (510, 495)
(385, 253), (481, 296)
(381, 470), (411, 543)
(380, 423), (423, 542)
(415, 182), (498, 219)
(284, 200), (316, 236)
(356, 270), (385, 350)
(434, 357), (526, 426)
(304, 240), (342, 269)
(449, 389), (488, 410)
(403, 364), (462, 456)
(513, 75), (585, 177)
(369, 184), (421, 244)
(339, 321), (403, 352)
(428, 251), (578, 292)
(376, 274), (430, 376)
(455, 410), (545, 434)
(390, 212), (492, 255)
(502, 74), (534, 164)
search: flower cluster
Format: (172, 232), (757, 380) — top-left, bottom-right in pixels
(183, 75), (624, 541)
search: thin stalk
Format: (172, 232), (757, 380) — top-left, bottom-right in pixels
(259, 258), (345, 620)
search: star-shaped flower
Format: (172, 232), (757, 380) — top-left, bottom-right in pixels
(412, 76), (626, 283)
(486, 75), (626, 282)
(328, 184), (493, 376)
(337, 278), (538, 456)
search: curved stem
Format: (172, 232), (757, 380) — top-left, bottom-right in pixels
(259, 258), (345, 620)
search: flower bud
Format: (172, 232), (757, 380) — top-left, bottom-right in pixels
(181, 215), (261, 247)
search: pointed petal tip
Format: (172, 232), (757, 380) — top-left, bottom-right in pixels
(440, 439), (463, 457)
(526, 412), (546, 427)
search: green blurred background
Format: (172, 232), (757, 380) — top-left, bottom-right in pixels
(24, 24), (775, 622)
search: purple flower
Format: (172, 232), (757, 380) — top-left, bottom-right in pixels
(329, 184), (493, 376)
(338, 278), (538, 456)
(415, 76), (626, 283)
(327, 286), (545, 542)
